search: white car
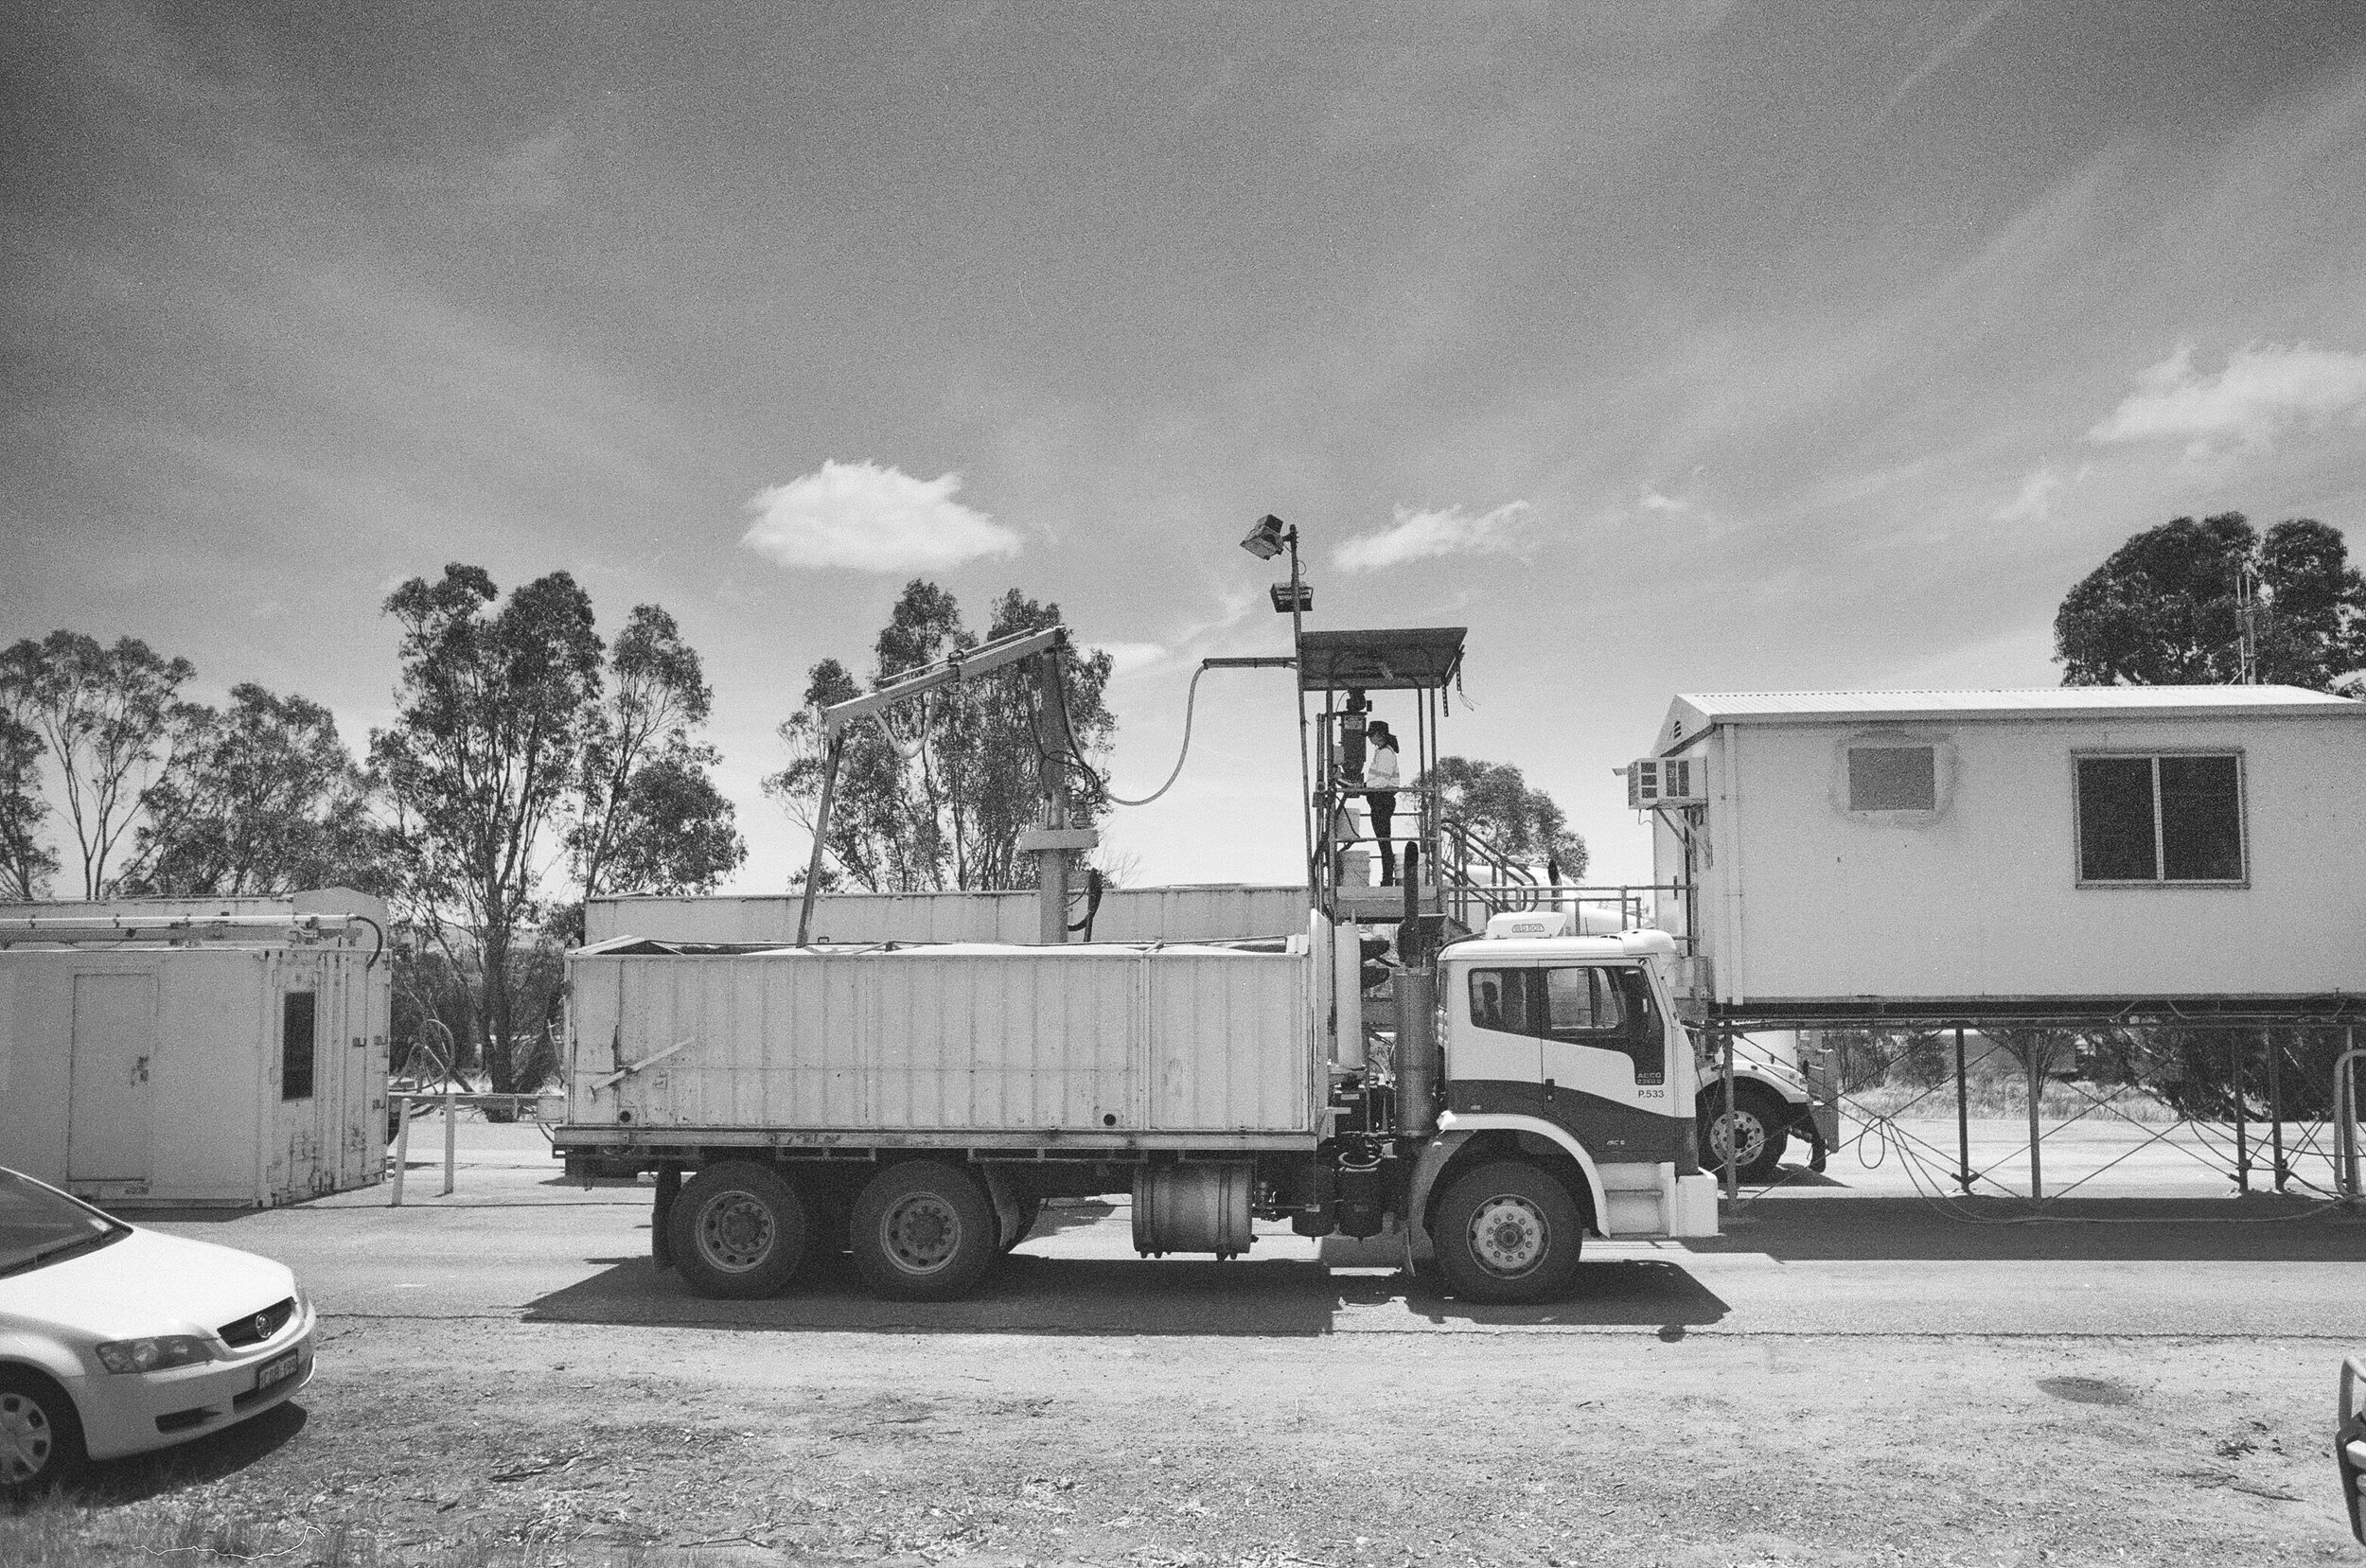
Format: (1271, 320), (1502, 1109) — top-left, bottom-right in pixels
(0, 1168), (316, 1492)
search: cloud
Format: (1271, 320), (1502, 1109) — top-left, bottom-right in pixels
(1639, 490), (1689, 515)
(1092, 641), (1168, 677)
(2085, 343), (2366, 458)
(1990, 463), (2063, 524)
(1333, 500), (1534, 573)
(740, 461), (1022, 572)
(1876, 1), (2014, 122)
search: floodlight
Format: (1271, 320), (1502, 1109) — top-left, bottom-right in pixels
(1240, 514), (1288, 560)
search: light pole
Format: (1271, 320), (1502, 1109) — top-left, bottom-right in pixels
(1240, 515), (1316, 903)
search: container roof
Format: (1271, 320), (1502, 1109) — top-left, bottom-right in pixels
(1296, 626), (1466, 691)
(1657, 685), (2361, 752)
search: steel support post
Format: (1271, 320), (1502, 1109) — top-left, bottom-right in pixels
(391, 1096), (411, 1207)
(2267, 1028), (2287, 1191)
(2232, 1032), (2250, 1193)
(2343, 1030), (2361, 1203)
(1954, 1024), (1972, 1194)
(2025, 1039), (2042, 1202)
(442, 1090), (457, 1198)
(1722, 1030), (1739, 1202)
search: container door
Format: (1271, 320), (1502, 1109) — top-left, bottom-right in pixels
(69, 973), (156, 1184)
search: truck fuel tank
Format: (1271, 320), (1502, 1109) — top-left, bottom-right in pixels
(1133, 1165), (1255, 1260)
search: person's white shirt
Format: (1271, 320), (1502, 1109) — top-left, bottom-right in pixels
(1365, 739), (1400, 789)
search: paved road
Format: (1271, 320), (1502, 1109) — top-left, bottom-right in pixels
(148, 1120), (2366, 1343)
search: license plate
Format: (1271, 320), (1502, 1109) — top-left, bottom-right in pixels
(253, 1348), (304, 1394)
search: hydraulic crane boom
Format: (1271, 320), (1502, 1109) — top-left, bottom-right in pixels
(795, 624), (1089, 945)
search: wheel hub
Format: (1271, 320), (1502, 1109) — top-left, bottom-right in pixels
(1712, 1110), (1768, 1165)
(0, 1392), (52, 1482)
(884, 1194), (962, 1274)
(696, 1192), (776, 1272)
(1467, 1194), (1548, 1277)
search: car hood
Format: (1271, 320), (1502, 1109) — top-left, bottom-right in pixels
(0, 1226), (296, 1343)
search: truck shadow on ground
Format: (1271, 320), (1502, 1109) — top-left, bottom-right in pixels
(519, 1245), (1730, 1337)
(1686, 1195), (2366, 1260)
(50, 1403), (309, 1505)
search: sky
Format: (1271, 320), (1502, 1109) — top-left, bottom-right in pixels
(7, 0), (2366, 898)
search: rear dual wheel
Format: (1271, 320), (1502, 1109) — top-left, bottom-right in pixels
(852, 1161), (998, 1301)
(669, 1162), (808, 1299)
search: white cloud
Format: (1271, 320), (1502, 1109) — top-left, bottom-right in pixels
(1333, 500), (1533, 573)
(2085, 343), (2366, 458)
(1990, 463), (2064, 524)
(739, 461), (1022, 572)
(1092, 641), (1167, 677)
(1639, 490), (1689, 515)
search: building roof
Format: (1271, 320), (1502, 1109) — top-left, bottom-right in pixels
(1656, 685), (2361, 753)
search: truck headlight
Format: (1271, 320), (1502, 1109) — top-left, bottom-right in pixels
(95, 1335), (216, 1374)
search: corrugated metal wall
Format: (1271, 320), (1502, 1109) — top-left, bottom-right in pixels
(586, 887), (1311, 947)
(572, 945), (1312, 1136)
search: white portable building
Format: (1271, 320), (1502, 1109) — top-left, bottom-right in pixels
(588, 886), (1312, 947)
(1643, 687), (2366, 1009)
(0, 889), (390, 1207)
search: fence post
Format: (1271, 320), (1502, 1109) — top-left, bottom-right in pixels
(441, 1090), (457, 1198)
(2026, 1037), (2043, 1202)
(2342, 1030), (2360, 1203)
(2231, 1031), (2250, 1193)
(1954, 1024), (1972, 1194)
(391, 1095), (411, 1207)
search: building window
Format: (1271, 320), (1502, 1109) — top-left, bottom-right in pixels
(282, 993), (316, 1101)
(1847, 746), (1935, 811)
(2075, 753), (2245, 884)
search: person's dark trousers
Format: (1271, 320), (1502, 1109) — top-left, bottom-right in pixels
(1369, 791), (1398, 884)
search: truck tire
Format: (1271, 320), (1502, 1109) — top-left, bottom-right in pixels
(1432, 1160), (1585, 1304)
(852, 1161), (998, 1301)
(669, 1162), (808, 1299)
(0, 1368), (86, 1496)
(1699, 1084), (1790, 1183)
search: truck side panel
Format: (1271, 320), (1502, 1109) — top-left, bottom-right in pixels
(570, 946), (1313, 1137)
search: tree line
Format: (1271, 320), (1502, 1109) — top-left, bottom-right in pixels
(1, 565), (745, 1096)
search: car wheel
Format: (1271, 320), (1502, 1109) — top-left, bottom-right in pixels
(1432, 1160), (1585, 1304)
(851, 1161), (998, 1301)
(1699, 1084), (1791, 1183)
(668, 1162), (808, 1299)
(0, 1369), (85, 1497)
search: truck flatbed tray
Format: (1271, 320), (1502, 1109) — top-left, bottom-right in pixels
(553, 1126), (1322, 1156)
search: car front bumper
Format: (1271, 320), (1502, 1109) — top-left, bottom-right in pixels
(72, 1304), (318, 1462)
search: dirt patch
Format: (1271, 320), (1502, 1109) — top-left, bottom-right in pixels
(9, 1318), (2357, 1567)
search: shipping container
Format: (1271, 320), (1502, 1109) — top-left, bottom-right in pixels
(1644, 687), (2366, 1009)
(568, 938), (1315, 1148)
(0, 890), (390, 1207)
(586, 886), (1312, 947)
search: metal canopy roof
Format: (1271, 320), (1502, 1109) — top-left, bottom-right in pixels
(1296, 626), (1467, 692)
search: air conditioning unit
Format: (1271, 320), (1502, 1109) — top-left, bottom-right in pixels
(1626, 756), (1706, 809)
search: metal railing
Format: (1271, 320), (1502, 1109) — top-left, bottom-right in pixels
(387, 1091), (560, 1205)
(2338, 1045), (2364, 1203)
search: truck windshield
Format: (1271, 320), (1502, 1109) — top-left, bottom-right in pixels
(0, 1170), (129, 1277)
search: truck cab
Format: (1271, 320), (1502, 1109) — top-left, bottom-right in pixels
(1410, 926), (1719, 1296)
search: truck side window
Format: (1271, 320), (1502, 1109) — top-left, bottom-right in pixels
(1541, 965), (1665, 1086)
(1466, 968), (1537, 1033)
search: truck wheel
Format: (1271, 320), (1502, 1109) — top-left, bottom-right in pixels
(998, 1195), (1044, 1254)
(852, 1161), (998, 1300)
(1699, 1084), (1790, 1183)
(669, 1162), (808, 1299)
(0, 1369), (85, 1496)
(1432, 1161), (1584, 1304)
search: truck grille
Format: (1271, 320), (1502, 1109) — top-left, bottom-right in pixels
(218, 1296), (296, 1348)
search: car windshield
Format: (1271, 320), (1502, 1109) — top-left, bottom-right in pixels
(0, 1170), (127, 1277)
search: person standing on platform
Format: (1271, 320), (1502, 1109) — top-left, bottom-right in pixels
(1365, 720), (1401, 886)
